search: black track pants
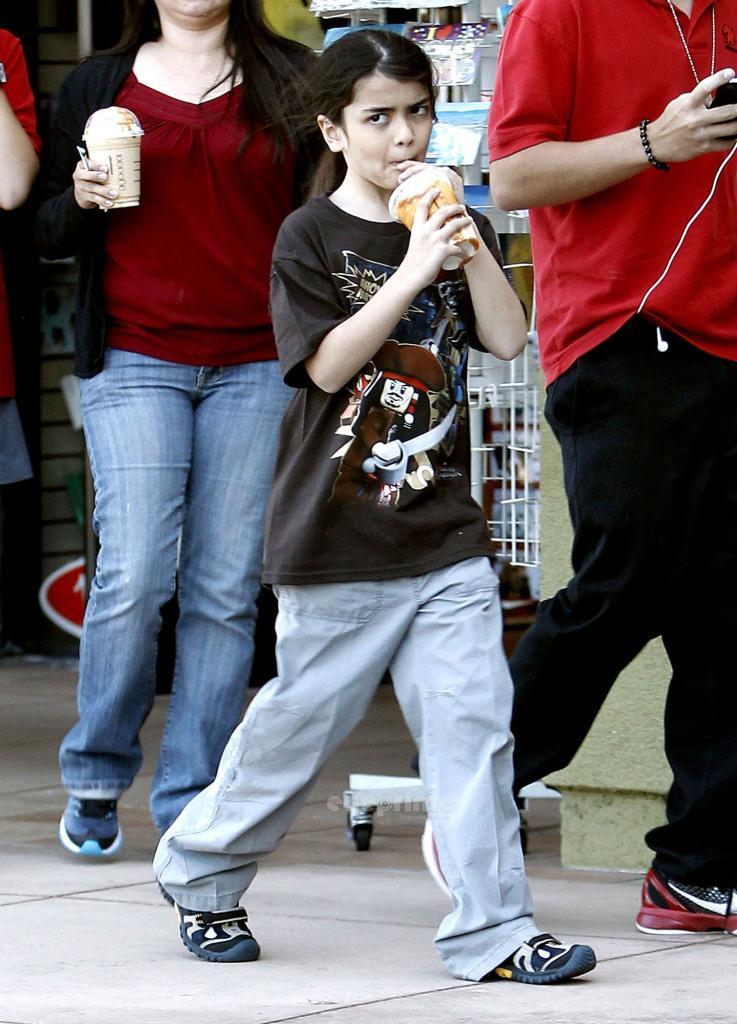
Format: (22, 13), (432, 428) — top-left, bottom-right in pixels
(510, 317), (737, 885)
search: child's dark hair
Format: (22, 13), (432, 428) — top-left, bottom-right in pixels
(306, 29), (437, 194)
(313, 29), (437, 125)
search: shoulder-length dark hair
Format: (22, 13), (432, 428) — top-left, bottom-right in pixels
(305, 29), (437, 192)
(111, 0), (315, 151)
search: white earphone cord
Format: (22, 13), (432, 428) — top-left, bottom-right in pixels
(637, 140), (737, 332)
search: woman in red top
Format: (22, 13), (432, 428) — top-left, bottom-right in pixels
(36, 0), (316, 857)
(0, 29), (40, 484)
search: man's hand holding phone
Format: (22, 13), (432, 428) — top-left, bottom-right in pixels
(646, 68), (737, 163)
(710, 77), (737, 107)
(710, 77), (737, 138)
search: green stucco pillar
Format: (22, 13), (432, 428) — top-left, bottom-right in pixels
(537, 379), (672, 870)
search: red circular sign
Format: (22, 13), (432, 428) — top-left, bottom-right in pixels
(39, 557), (86, 638)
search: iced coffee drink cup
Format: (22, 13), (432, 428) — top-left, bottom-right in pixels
(83, 107), (144, 209)
(388, 165), (479, 271)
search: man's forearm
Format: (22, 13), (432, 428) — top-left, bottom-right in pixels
(490, 68), (737, 211)
(490, 129), (648, 211)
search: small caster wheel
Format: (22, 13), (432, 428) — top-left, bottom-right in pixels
(353, 823), (372, 851)
(347, 807), (375, 851)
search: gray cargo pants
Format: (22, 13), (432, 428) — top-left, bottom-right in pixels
(154, 556), (538, 980)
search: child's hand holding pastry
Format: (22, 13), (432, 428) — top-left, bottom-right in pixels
(399, 188), (472, 289)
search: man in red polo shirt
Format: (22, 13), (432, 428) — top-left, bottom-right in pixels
(489, 0), (737, 935)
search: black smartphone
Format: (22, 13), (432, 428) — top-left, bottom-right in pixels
(711, 78), (737, 107)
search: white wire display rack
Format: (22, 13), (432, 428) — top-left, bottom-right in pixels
(465, 198), (540, 571)
(468, 314), (541, 570)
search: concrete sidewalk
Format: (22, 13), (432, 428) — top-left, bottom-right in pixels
(0, 659), (732, 1024)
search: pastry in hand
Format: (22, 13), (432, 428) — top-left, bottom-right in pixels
(388, 166), (479, 270)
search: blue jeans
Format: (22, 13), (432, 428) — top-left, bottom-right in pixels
(60, 349), (291, 831)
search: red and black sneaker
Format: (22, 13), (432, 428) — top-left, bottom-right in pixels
(636, 865), (737, 935)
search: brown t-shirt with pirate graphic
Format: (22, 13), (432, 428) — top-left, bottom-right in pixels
(263, 193), (499, 585)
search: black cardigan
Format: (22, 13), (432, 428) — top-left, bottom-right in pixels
(36, 52), (137, 379)
(35, 50), (313, 379)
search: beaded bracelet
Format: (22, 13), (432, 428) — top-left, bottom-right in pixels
(639, 119), (670, 171)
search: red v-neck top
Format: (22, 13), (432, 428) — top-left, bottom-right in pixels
(103, 73), (296, 366)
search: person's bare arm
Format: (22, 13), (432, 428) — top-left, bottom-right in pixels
(0, 88), (39, 210)
(463, 238), (527, 360)
(491, 68), (737, 211)
(305, 192), (469, 393)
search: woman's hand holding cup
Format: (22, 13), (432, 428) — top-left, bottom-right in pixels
(73, 160), (119, 210)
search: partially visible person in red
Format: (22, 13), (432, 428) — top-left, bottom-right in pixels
(0, 28), (40, 485)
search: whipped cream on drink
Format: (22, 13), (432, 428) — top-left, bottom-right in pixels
(82, 107), (144, 209)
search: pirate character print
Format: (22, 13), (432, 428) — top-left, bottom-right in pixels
(329, 250), (473, 508)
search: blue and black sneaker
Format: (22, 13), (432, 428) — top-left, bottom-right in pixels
(490, 933), (596, 984)
(58, 797), (123, 857)
(176, 904), (261, 963)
